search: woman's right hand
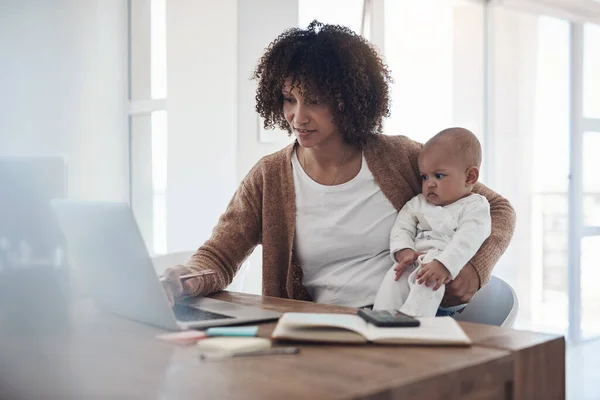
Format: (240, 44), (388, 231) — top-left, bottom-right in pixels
(161, 265), (202, 307)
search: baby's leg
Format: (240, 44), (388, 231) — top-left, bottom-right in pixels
(373, 263), (417, 310)
(399, 258), (445, 317)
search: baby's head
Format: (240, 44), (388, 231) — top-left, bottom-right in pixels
(418, 127), (482, 206)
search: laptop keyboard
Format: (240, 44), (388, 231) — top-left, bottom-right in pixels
(172, 304), (234, 322)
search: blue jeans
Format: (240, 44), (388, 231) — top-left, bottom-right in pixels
(362, 304), (466, 317)
(436, 304), (466, 317)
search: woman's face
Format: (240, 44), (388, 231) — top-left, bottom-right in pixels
(282, 78), (339, 148)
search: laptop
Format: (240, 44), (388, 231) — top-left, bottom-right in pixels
(51, 200), (281, 330)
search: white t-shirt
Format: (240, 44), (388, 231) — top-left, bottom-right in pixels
(291, 149), (398, 307)
(389, 193), (492, 279)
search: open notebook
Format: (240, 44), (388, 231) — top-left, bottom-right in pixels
(271, 313), (472, 346)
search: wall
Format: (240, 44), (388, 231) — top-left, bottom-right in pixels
(236, 0), (299, 180)
(234, 0), (299, 293)
(165, 0), (238, 253)
(0, 0), (130, 202)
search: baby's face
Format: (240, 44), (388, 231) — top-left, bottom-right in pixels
(418, 147), (471, 207)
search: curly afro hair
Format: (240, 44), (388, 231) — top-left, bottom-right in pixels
(253, 20), (392, 146)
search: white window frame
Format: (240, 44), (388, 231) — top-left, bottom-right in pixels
(127, 0), (168, 255)
(493, 0), (600, 344)
(371, 0), (599, 342)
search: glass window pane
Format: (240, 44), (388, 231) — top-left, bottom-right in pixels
(490, 9), (570, 335)
(130, 0), (167, 101)
(581, 236), (600, 339)
(531, 17), (570, 335)
(298, 0), (364, 36)
(584, 23), (600, 119)
(130, 114), (154, 252)
(532, 17), (570, 193)
(583, 132), (600, 227)
(130, 0), (151, 101)
(383, 0), (485, 146)
(534, 193), (568, 333)
(151, 0), (167, 99)
(153, 192), (167, 255)
(151, 110), (168, 192)
(130, 112), (168, 255)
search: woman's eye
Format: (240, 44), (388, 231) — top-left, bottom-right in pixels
(283, 97), (295, 103)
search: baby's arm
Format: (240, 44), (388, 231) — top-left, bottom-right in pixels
(434, 196), (492, 280)
(389, 196), (420, 262)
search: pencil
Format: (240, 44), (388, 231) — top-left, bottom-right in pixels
(159, 270), (216, 282)
(200, 347), (300, 361)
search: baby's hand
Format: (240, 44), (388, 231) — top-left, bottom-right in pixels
(393, 249), (422, 281)
(416, 260), (451, 291)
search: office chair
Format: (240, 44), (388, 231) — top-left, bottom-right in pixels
(453, 275), (519, 328)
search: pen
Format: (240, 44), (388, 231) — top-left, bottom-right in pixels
(199, 347), (300, 361)
(159, 270), (216, 283)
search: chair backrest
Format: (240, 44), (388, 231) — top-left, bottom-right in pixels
(453, 276), (519, 328)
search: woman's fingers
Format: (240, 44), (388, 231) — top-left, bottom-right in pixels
(164, 267), (185, 297)
(162, 281), (174, 307)
(161, 265), (197, 305)
(182, 277), (201, 295)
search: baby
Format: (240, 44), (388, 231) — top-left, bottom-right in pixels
(373, 127), (491, 317)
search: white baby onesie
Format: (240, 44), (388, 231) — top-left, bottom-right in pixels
(373, 193), (491, 317)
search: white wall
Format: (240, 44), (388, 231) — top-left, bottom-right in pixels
(0, 0), (130, 202)
(159, 0), (297, 292)
(236, 0), (299, 181)
(234, 0), (299, 293)
(165, 0), (238, 252)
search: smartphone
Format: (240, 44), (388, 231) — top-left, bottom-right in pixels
(357, 309), (420, 327)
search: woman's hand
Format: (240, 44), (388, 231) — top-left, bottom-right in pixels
(442, 262), (480, 307)
(161, 265), (202, 307)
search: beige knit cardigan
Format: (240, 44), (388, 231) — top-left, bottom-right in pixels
(186, 134), (516, 301)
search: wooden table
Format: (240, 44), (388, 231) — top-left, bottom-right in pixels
(0, 291), (565, 400)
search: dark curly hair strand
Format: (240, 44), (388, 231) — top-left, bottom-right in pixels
(253, 20), (392, 146)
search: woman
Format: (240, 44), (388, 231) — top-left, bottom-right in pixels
(162, 21), (515, 312)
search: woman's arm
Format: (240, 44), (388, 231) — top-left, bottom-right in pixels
(180, 176), (263, 298)
(469, 183), (516, 286)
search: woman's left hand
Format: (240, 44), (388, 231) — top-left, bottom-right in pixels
(442, 262), (480, 307)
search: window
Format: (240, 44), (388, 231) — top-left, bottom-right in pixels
(383, 0), (485, 150)
(583, 23), (600, 119)
(581, 131), (600, 337)
(150, 0), (167, 100)
(151, 110), (167, 254)
(488, 9), (572, 334)
(382, 1), (600, 339)
(129, 0), (168, 255)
